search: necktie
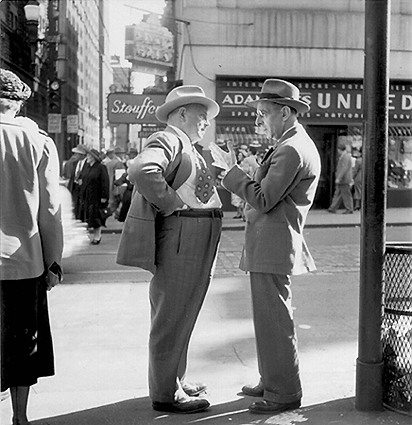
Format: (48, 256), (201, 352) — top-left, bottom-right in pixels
(194, 151), (215, 203)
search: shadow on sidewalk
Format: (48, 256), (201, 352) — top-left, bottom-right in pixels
(31, 396), (411, 425)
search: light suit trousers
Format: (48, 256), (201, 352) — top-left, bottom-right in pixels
(250, 272), (302, 403)
(148, 213), (222, 403)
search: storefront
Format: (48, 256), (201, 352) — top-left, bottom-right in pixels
(215, 76), (412, 209)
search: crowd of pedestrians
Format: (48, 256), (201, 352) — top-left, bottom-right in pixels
(61, 144), (137, 244)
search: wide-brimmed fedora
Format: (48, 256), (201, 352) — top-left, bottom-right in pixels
(84, 147), (102, 162)
(247, 79), (310, 113)
(156, 85), (220, 123)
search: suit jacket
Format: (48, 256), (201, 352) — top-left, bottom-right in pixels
(336, 151), (353, 184)
(0, 116), (63, 280)
(116, 127), (192, 273)
(223, 123), (321, 276)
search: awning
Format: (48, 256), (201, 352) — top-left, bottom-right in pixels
(343, 125), (412, 137)
(389, 126), (412, 137)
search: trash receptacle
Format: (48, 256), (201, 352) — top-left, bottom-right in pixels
(382, 242), (412, 416)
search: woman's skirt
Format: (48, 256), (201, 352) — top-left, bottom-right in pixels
(1, 276), (54, 391)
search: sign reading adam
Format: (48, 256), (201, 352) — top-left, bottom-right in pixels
(107, 93), (166, 124)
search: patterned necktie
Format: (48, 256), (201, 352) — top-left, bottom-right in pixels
(194, 150), (215, 203)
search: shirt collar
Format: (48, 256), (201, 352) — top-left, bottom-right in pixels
(168, 125), (192, 145)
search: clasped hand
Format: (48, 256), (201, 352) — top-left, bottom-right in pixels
(209, 141), (237, 172)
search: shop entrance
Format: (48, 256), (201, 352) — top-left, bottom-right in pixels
(306, 125), (337, 209)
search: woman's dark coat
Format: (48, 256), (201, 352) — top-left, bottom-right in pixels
(80, 161), (110, 228)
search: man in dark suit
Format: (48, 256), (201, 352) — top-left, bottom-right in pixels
(117, 86), (222, 414)
(210, 79), (321, 414)
(66, 144), (87, 220)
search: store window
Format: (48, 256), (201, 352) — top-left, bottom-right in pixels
(337, 126), (412, 190)
(388, 133), (412, 189)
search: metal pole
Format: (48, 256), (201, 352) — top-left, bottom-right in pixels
(355, 0), (390, 411)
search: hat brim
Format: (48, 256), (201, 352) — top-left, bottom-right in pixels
(246, 98), (310, 113)
(84, 148), (101, 162)
(156, 95), (220, 123)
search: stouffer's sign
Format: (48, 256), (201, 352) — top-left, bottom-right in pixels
(107, 93), (166, 124)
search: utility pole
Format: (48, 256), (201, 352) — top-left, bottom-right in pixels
(356, 0), (390, 411)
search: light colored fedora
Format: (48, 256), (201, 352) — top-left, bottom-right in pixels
(72, 144), (87, 154)
(247, 79), (310, 113)
(156, 85), (220, 123)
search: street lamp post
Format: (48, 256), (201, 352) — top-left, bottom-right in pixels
(24, 0), (41, 69)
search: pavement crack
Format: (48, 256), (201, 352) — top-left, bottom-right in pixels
(232, 344), (247, 366)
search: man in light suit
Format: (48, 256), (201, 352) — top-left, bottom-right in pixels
(327, 143), (354, 214)
(117, 86), (222, 414)
(211, 79), (321, 414)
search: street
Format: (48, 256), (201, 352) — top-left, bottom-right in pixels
(62, 226), (412, 282)
(1, 226), (411, 425)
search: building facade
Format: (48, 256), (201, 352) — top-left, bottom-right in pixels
(172, 0), (412, 208)
(0, 0), (112, 162)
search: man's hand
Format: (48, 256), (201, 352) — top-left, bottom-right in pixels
(45, 270), (60, 291)
(209, 141), (237, 171)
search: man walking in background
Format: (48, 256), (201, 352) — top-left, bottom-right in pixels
(328, 143), (354, 214)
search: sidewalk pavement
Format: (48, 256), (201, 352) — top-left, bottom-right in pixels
(2, 273), (412, 425)
(103, 207), (412, 233)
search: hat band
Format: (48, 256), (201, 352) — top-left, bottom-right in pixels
(259, 92), (295, 101)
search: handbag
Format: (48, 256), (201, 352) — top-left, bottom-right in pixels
(99, 206), (111, 226)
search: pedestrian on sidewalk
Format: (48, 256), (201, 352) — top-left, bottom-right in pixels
(352, 147), (363, 211)
(117, 85), (222, 414)
(0, 69), (64, 425)
(80, 148), (110, 244)
(327, 143), (354, 214)
(210, 79), (321, 414)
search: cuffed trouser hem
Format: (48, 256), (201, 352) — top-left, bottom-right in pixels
(263, 388), (302, 404)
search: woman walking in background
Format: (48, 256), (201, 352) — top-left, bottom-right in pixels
(80, 148), (110, 244)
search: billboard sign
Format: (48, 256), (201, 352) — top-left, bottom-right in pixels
(216, 78), (412, 125)
(107, 93), (166, 124)
(125, 14), (174, 71)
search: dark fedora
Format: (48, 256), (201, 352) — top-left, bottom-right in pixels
(84, 147), (102, 162)
(247, 79), (310, 113)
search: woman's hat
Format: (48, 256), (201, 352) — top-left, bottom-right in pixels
(156, 85), (220, 124)
(84, 147), (102, 162)
(246, 79), (310, 113)
(0, 69), (32, 101)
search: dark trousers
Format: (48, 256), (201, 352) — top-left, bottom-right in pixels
(250, 272), (302, 403)
(148, 213), (222, 403)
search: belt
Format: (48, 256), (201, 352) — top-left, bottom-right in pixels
(171, 209), (223, 218)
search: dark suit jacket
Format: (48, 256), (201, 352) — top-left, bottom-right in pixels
(116, 127), (192, 273)
(223, 123), (321, 276)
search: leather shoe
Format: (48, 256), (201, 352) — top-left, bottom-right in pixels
(249, 399), (301, 414)
(241, 384), (264, 397)
(152, 397), (210, 414)
(181, 382), (207, 397)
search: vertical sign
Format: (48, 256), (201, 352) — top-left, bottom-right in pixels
(67, 114), (79, 133)
(48, 113), (62, 133)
